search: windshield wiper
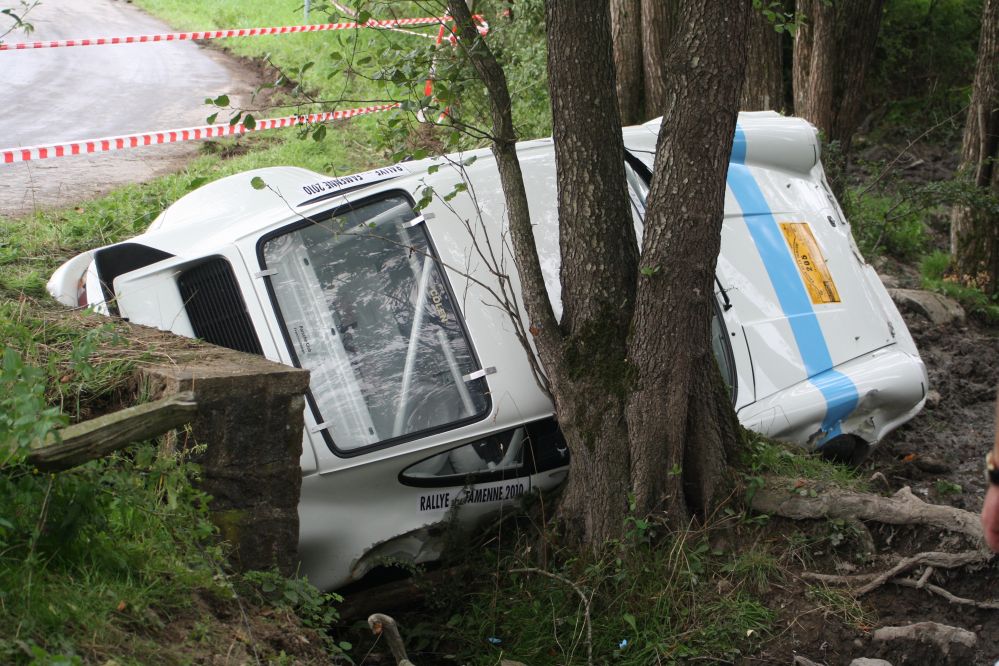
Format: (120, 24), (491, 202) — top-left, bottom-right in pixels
(715, 276), (733, 311)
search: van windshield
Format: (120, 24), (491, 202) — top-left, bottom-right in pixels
(260, 194), (490, 453)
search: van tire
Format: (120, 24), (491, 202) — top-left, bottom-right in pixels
(819, 434), (871, 466)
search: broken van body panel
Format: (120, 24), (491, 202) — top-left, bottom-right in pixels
(48, 112), (927, 590)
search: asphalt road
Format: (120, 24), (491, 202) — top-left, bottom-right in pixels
(0, 0), (259, 217)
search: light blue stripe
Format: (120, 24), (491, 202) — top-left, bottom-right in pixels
(729, 125), (858, 442)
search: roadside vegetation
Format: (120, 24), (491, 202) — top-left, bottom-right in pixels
(2, 0), (998, 663)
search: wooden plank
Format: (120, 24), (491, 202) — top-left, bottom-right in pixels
(28, 391), (198, 472)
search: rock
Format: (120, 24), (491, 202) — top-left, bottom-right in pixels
(850, 659), (893, 666)
(793, 656), (824, 666)
(924, 389), (942, 410)
(500, 661), (528, 666)
(889, 289), (965, 326)
(873, 621), (976, 665)
(879, 273), (900, 289)
(912, 454), (951, 474)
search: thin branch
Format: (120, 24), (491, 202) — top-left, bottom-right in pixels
(510, 567), (593, 666)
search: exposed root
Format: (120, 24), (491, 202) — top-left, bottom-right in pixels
(756, 479), (999, 610)
(802, 550), (988, 594)
(750, 481), (984, 544)
(893, 576), (999, 610)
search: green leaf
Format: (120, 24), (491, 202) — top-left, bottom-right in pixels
(312, 124), (327, 142)
(212, 94), (230, 107)
(206, 112), (219, 124)
(427, 164), (440, 174)
(243, 114), (256, 130)
(623, 612), (638, 632)
(250, 177), (267, 190)
(463, 155), (477, 166)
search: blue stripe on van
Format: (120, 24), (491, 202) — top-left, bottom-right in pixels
(728, 125), (858, 443)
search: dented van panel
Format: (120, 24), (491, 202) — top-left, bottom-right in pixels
(48, 112), (926, 589)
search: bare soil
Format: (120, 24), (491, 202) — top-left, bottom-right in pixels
(748, 137), (999, 664)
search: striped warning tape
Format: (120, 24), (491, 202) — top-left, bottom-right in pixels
(0, 18), (446, 51)
(1, 105), (398, 164)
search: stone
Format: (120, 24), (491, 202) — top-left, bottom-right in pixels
(924, 389), (942, 410)
(793, 656), (824, 666)
(873, 621), (976, 665)
(143, 340), (311, 576)
(850, 659), (893, 666)
(889, 289), (965, 326)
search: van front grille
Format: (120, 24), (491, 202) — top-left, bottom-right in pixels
(177, 258), (263, 355)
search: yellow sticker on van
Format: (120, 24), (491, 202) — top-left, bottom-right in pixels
(779, 222), (841, 304)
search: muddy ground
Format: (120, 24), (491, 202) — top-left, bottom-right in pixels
(750, 138), (999, 665)
(749, 301), (999, 666)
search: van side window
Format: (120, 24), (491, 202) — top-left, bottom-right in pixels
(259, 193), (491, 455)
(400, 418), (570, 487)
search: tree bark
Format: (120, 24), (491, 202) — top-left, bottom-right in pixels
(626, 1), (748, 524)
(741, 5), (785, 112)
(452, 0), (748, 546)
(611, 0), (643, 125)
(951, 0), (999, 296)
(792, 0), (885, 150)
(640, 0), (679, 119)
(544, 0), (639, 544)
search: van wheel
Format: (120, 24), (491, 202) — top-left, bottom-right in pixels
(819, 434), (871, 466)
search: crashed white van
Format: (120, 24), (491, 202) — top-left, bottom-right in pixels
(48, 112), (927, 590)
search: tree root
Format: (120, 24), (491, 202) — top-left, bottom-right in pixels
(750, 481), (984, 544)
(802, 550), (989, 593)
(754, 479), (999, 609)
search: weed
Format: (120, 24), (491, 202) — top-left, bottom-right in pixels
(805, 584), (875, 630)
(921, 251), (999, 323)
(934, 479), (963, 496)
(741, 432), (867, 493)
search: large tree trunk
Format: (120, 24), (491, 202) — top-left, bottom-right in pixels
(611, 0), (643, 125)
(640, 0), (679, 118)
(626, 1), (748, 524)
(741, 5), (785, 111)
(543, 0), (639, 544)
(792, 0), (885, 150)
(951, 0), (999, 296)
(452, 0), (748, 546)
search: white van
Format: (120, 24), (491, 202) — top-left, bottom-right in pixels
(48, 112), (927, 590)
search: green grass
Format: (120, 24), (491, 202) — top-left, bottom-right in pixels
(920, 250), (999, 323)
(741, 432), (868, 493)
(409, 528), (776, 665)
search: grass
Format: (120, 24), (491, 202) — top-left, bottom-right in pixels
(920, 250), (999, 323)
(397, 524), (777, 665)
(742, 431), (869, 493)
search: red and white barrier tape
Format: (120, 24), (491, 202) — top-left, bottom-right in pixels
(0, 19), (441, 51)
(0, 16), (488, 51)
(1, 105), (398, 164)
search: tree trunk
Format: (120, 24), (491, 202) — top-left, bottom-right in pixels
(640, 0), (679, 119)
(626, 0), (748, 524)
(449, 0), (639, 546)
(792, 0), (885, 150)
(951, 0), (999, 296)
(611, 0), (643, 125)
(741, 5), (785, 111)
(544, 0), (639, 544)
